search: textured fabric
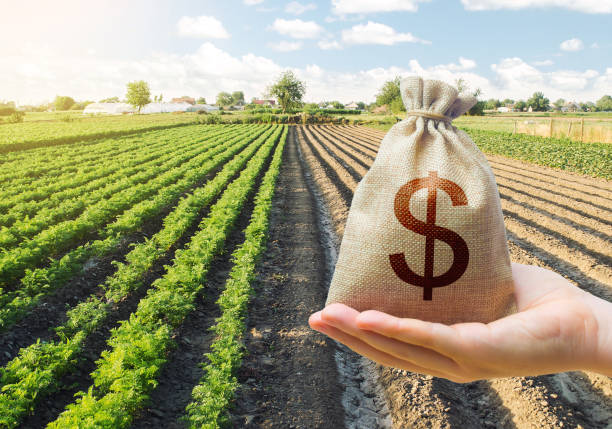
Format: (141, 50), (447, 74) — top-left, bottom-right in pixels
(326, 76), (515, 324)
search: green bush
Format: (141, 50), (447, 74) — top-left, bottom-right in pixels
(6, 111), (25, 123)
(0, 106), (17, 116)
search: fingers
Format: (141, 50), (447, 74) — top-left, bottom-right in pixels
(355, 309), (461, 356)
(311, 305), (463, 379)
(309, 311), (451, 378)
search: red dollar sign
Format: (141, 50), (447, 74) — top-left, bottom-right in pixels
(389, 171), (469, 300)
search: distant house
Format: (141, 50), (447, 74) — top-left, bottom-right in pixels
(345, 102), (360, 110)
(562, 102), (580, 113)
(252, 99), (276, 107)
(372, 105), (389, 114)
(323, 104), (335, 110)
(497, 104), (514, 113)
(171, 96), (196, 105)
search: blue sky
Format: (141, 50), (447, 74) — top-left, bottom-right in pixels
(1, 0), (611, 104)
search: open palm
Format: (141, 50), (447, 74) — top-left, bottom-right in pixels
(309, 263), (609, 382)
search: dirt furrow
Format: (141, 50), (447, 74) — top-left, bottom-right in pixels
(496, 178), (612, 229)
(310, 126), (373, 170)
(500, 198), (611, 263)
(306, 126), (370, 177)
(295, 126), (350, 239)
(487, 154), (612, 198)
(317, 126), (378, 161)
(489, 160), (612, 206)
(325, 125), (381, 156)
(504, 215), (612, 289)
(302, 125), (366, 182)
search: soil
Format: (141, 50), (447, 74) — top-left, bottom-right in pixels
(296, 124), (612, 429)
(230, 126), (348, 428)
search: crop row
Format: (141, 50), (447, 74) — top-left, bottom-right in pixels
(462, 127), (612, 180)
(46, 125), (286, 427)
(0, 125), (281, 427)
(0, 125), (228, 201)
(0, 126), (247, 241)
(0, 125), (272, 330)
(0, 113), (198, 154)
(0, 137), (228, 288)
(186, 121), (287, 428)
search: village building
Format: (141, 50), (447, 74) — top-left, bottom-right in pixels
(171, 96), (196, 105)
(252, 99), (276, 107)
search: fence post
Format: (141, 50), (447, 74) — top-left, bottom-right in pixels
(567, 121), (572, 138)
(580, 117), (584, 142)
(513, 121), (517, 134)
(549, 119), (553, 137)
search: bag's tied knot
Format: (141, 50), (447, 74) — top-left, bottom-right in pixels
(405, 110), (452, 123)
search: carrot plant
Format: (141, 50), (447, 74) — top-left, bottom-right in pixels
(48, 125), (285, 428)
(0, 125), (278, 428)
(185, 125), (287, 428)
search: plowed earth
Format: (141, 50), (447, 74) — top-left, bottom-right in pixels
(282, 124), (612, 429)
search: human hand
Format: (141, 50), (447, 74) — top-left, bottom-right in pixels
(309, 263), (612, 382)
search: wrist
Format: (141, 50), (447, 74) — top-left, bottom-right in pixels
(584, 292), (612, 376)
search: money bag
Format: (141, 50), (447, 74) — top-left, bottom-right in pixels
(326, 76), (515, 324)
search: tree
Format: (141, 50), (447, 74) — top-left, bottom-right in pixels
(99, 97), (120, 103)
(502, 98), (514, 105)
(357, 101), (366, 110)
(582, 101), (596, 112)
(126, 80), (151, 113)
(54, 96), (75, 111)
(197, 97), (206, 104)
(303, 102), (319, 111)
(553, 98), (566, 111)
(596, 95), (612, 111)
(376, 77), (402, 107)
(527, 92), (550, 112)
(331, 101), (344, 109)
(71, 101), (94, 110)
(153, 94), (164, 103)
(266, 70), (306, 113)
(485, 99), (502, 110)
(455, 81), (484, 116)
(231, 91), (245, 105)
(216, 92), (233, 107)
(455, 78), (468, 95)
(514, 100), (527, 112)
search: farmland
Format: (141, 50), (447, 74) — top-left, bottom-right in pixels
(0, 118), (610, 428)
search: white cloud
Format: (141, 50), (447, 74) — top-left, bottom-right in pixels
(318, 40), (343, 50)
(285, 1), (317, 15)
(269, 18), (323, 39)
(342, 21), (430, 45)
(332, 0), (430, 14)
(269, 41), (303, 52)
(591, 42), (600, 48)
(560, 38), (584, 51)
(461, 0), (612, 13)
(177, 16), (230, 39)
(489, 57), (603, 99)
(244, 0), (264, 5)
(533, 59), (554, 66)
(1, 42), (608, 108)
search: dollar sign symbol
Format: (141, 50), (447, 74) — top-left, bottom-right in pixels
(389, 171), (469, 301)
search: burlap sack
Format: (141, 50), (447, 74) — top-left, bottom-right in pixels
(326, 76), (515, 324)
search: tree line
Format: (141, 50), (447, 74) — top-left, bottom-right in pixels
(373, 77), (612, 114)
